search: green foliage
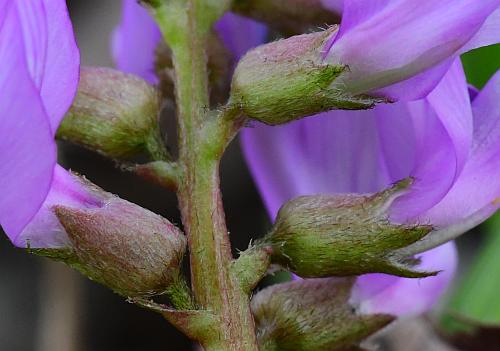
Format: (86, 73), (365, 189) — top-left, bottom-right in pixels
(462, 44), (500, 88)
(442, 214), (500, 333)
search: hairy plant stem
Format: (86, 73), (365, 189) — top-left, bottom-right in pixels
(152, 2), (260, 350)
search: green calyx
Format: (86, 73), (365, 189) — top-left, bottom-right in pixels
(266, 178), (435, 278)
(252, 278), (394, 351)
(230, 27), (381, 125)
(57, 67), (167, 161)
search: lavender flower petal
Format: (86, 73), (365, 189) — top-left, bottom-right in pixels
(0, 3), (56, 239)
(38, 0), (80, 131)
(421, 70), (500, 227)
(112, 0), (162, 83)
(241, 110), (388, 219)
(215, 12), (267, 61)
(324, 0), (499, 99)
(16, 166), (104, 248)
(390, 60), (473, 221)
(16, 0), (80, 132)
(461, 8), (500, 54)
(0, 0), (79, 241)
(241, 63), (470, 317)
(352, 242), (457, 316)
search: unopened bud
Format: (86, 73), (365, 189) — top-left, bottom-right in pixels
(57, 67), (167, 160)
(266, 179), (434, 278)
(33, 176), (186, 297)
(232, 0), (341, 35)
(230, 27), (381, 125)
(252, 278), (393, 351)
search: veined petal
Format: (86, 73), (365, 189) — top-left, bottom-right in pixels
(325, 0), (499, 98)
(374, 59), (454, 101)
(38, 0), (80, 133)
(241, 64), (467, 319)
(390, 60), (473, 220)
(15, 0), (80, 133)
(422, 69), (500, 227)
(112, 0), (162, 83)
(352, 242), (458, 317)
(242, 63), (471, 222)
(241, 110), (389, 219)
(461, 8), (500, 54)
(0, 4), (56, 240)
(16, 166), (105, 248)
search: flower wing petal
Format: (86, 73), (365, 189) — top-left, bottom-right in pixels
(0, 5), (56, 241)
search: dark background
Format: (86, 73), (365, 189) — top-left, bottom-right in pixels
(1, 2), (499, 350)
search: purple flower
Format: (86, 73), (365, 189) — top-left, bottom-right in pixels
(0, 0), (80, 244)
(112, 0), (163, 83)
(321, 0), (499, 100)
(112, 0), (267, 83)
(241, 61), (500, 317)
(18, 165), (104, 248)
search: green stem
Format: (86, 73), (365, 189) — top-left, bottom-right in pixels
(151, 2), (260, 350)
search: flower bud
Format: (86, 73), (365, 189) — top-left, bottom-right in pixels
(57, 67), (167, 160)
(251, 278), (393, 351)
(230, 27), (382, 125)
(266, 179), (434, 278)
(32, 175), (186, 297)
(232, 0), (341, 35)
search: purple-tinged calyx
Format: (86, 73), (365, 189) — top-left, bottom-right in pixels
(27, 166), (187, 297)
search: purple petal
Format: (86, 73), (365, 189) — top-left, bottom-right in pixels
(15, 0), (80, 133)
(16, 166), (105, 248)
(0, 4), (56, 240)
(38, 0), (80, 133)
(374, 59), (454, 101)
(241, 62), (469, 319)
(241, 110), (390, 219)
(461, 8), (500, 54)
(421, 69), (500, 227)
(242, 62), (472, 222)
(390, 60), (473, 221)
(325, 0), (499, 98)
(112, 0), (162, 83)
(352, 242), (458, 317)
(215, 12), (267, 61)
